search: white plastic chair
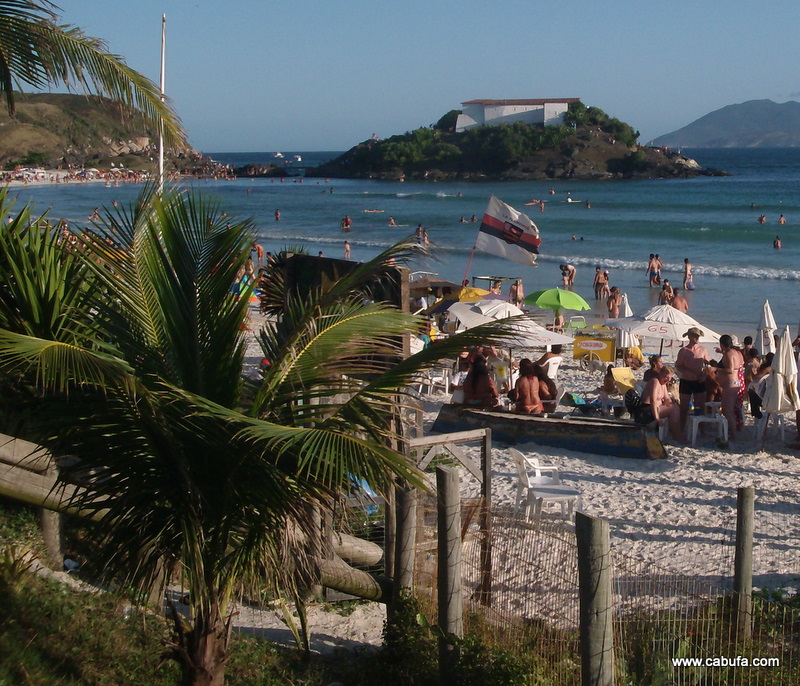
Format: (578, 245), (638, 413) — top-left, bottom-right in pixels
(509, 448), (582, 520)
(540, 356), (563, 382)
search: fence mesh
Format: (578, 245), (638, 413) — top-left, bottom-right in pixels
(412, 488), (800, 685)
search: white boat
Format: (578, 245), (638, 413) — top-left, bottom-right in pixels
(293, 154), (302, 162)
(273, 152), (284, 159)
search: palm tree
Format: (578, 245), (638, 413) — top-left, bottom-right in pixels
(0, 0), (185, 146)
(0, 186), (522, 684)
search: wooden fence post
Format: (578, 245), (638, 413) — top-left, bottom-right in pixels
(437, 466), (462, 685)
(394, 485), (417, 593)
(576, 512), (614, 686)
(477, 428), (492, 606)
(734, 486), (755, 641)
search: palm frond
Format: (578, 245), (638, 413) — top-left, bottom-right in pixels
(0, 2), (185, 145)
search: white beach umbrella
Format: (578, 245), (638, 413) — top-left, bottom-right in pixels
(447, 302), (494, 329)
(761, 326), (800, 415)
(615, 293), (638, 350)
(473, 300), (524, 319)
(608, 304), (720, 343)
(620, 293), (633, 318)
(757, 299), (778, 355)
(448, 301), (572, 345)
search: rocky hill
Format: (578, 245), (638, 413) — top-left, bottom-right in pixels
(307, 103), (724, 181)
(0, 92), (198, 170)
(653, 99), (800, 148)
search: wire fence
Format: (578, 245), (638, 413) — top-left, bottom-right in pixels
(412, 492), (800, 685)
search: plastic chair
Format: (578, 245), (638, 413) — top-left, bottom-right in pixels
(610, 367), (637, 394)
(509, 448), (581, 520)
(567, 315), (587, 331)
(540, 356), (563, 382)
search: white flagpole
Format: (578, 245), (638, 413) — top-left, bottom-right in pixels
(158, 13), (166, 192)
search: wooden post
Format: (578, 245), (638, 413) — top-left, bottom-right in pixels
(576, 512), (614, 686)
(394, 485), (417, 593)
(477, 428), (492, 606)
(437, 466), (462, 685)
(39, 461), (62, 571)
(734, 486), (755, 641)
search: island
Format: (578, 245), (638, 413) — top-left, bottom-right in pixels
(307, 101), (726, 181)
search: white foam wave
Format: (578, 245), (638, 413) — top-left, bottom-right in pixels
(539, 254), (800, 282)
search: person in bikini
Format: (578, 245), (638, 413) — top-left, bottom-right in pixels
(513, 359), (544, 414)
(708, 334), (745, 440)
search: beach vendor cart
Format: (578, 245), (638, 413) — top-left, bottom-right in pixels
(573, 328), (616, 368)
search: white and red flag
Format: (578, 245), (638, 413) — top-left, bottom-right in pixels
(474, 195), (541, 266)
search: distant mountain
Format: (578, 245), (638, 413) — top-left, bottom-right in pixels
(653, 99), (800, 148)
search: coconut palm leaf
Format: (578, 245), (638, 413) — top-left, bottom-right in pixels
(76, 186), (255, 406)
(0, 0), (185, 146)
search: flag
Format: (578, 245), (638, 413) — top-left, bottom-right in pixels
(475, 195), (541, 266)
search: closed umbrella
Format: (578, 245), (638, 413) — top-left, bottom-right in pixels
(761, 326), (800, 414)
(757, 299), (778, 355)
(615, 293), (638, 350)
(759, 326), (800, 444)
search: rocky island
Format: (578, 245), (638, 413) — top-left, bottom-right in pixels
(307, 102), (725, 181)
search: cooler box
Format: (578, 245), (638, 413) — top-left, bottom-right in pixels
(572, 332), (616, 362)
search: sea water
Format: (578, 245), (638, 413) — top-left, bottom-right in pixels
(6, 148), (800, 341)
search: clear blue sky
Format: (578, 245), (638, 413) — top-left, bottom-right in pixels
(52, 1), (800, 152)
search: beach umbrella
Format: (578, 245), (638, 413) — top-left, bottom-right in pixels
(620, 293), (633, 318)
(759, 326), (800, 444)
(523, 287), (590, 326)
(608, 304), (721, 344)
(422, 285), (492, 315)
(446, 301), (572, 346)
(615, 293), (638, 350)
(761, 326), (800, 414)
(524, 287), (591, 313)
(757, 299), (778, 355)
(473, 300), (524, 319)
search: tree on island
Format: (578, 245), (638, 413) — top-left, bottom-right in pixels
(0, 186), (521, 685)
(0, 0), (185, 146)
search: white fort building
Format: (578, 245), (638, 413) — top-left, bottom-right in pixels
(455, 98), (581, 133)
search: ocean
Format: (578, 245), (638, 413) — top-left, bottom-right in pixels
(6, 148), (800, 341)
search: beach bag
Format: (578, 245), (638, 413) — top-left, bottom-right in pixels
(624, 388), (643, 422)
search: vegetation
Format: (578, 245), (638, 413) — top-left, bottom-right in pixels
(0, 0), (184, 147)
(0, 185), (524, 684)
(314, 101), (644, 179)
(0, 92), (197, 169)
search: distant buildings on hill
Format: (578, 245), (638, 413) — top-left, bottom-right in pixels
(455, 98), (581, 133)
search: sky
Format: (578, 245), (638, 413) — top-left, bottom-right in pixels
(48, 1), (800, 153)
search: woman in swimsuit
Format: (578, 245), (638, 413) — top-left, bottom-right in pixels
(513, 359), (544, 414)
(709, 334), (745, 440)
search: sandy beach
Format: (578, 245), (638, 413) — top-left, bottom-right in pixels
(239, 302), (800, 653)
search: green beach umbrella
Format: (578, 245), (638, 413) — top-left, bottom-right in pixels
(523, 287), (591, 313)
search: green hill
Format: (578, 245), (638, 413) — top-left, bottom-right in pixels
(653, 99), (800, 148)
(309, 103), (719, 181)
(0, 92), (198, 170)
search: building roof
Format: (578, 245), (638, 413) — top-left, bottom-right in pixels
(461, 98), (581, 106)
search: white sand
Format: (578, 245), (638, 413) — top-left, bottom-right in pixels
(237, 303), (800, 653)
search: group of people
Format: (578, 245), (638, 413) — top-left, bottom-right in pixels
(634, 327), (769, 443)
(646, 255), (695, 290)
(450, 345), (562, 416)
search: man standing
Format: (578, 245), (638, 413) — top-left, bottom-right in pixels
(675, 327), (710, 433)
(670, 288), (689, 313)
